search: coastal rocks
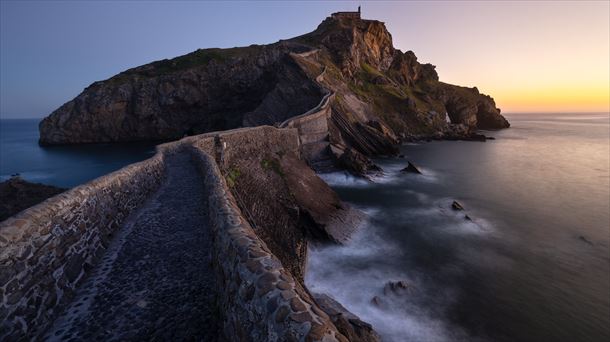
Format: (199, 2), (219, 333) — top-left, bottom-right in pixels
(369, 280), (414, 310)
(401, 161), (422, 174)
(313, 293), (381, 342)
(451, 200), (465, 211)
(0, 177), (65, 222)
(383, 280), (411, 296)
(329, 109), (399, 158)
(331, 145), (382, 178)
(450, 201), (474, 221)
(433, 84), (510, 130)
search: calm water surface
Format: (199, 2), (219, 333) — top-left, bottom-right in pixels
(307, 113), (610, 342)
(0, 119), (157, 188)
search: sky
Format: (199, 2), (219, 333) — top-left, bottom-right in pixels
(1, 1), (608, 119)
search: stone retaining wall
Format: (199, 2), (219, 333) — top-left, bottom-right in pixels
(0, 145), (182, 340)
(189, 146), (346, 342)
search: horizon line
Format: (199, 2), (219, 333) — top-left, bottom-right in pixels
(2, 112), (609, 121)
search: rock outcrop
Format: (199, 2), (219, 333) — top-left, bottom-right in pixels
(313, 293), (381, 342)
(401, 162), (422, 174)
(40, 13), (509, 154)
(0, 177), (65, 221)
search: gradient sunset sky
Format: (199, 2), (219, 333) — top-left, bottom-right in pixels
(1, 1), (608, 118)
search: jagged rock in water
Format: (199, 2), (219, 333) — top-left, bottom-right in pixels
(331, 144), (382, 177)
(383, 280), (411, 296)
(401, 161), (422, 174)
(452, 200), (465, 211)
(313, 293), (381, 342)
(370, 296), (382, 307)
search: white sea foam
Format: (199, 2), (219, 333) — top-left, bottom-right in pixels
(306, 212), (477, 341)
(306, 189), (499, 341)
(318, 171), (372, 187)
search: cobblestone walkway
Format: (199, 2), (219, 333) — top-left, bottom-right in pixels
(45, 153), (219, 341)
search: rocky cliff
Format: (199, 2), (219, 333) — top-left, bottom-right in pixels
(0, 177), (65, 221)
(40, 13), (509, 159)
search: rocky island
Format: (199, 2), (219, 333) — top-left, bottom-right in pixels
(39, 8), (508, 173)
(2, 9), (509, 341)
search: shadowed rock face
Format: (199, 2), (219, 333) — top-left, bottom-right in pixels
(39, 14), (509, 146)
(39, 43), (322, 145)
(0, 178), (65, 221)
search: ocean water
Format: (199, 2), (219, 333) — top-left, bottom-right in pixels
(0, 119), (157, 188)
(307, 113), (610, 341)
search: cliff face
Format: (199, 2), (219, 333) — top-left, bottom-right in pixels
(296, 16), (509, 140)
(40, 43), (322, 144)
(39, 14), (509, 146)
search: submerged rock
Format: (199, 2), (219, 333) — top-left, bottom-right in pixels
(578, 235), (594, 246)
(401, 161), (422, 174)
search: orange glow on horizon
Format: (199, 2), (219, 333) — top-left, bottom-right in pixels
(379, 1), (609, 114)
(492, 85), (610, 113)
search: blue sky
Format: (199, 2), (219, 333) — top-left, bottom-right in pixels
(1, 1), (608, 118)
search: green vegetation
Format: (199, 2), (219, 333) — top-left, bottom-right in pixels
(226, 167), (241, 188)
(260, 157), (283, 176)
(344, 63), (447, 134)
(104, 45), (266, 85)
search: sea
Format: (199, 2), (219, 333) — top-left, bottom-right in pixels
(307, 113), (610, 342)
(1, 114), (608, 341)
(0, 119), (157, 188)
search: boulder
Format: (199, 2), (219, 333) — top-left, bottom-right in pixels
(331, 144), (382, 178)
(370, 296), (382, 307)
(383, 280), (411, 296)
(401, 161), (422, 174)
(313, 293), (381, 342)
(0, 177), (65, 221)
(451, 200), (465, 211)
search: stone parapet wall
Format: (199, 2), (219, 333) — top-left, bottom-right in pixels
(217, 126), (300, 169)
(189, 146), (346, 342)
(0, 146), (178, 340)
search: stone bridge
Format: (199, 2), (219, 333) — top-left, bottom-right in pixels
(280, 64), (336, 172)
(0, 56), (358, 341)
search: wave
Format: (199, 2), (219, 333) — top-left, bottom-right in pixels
(306, 210), (482, 342)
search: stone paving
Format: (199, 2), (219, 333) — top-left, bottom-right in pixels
(44, 153), (219, 341)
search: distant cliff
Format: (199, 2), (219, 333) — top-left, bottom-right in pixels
(39, 13), (509, 152)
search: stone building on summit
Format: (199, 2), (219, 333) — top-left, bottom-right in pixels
(331, 6), (361, 20)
